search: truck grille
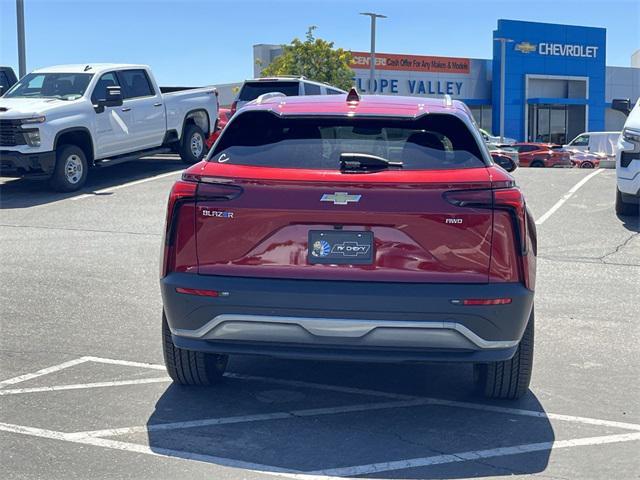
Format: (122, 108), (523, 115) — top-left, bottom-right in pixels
(0, 120), (26, 147)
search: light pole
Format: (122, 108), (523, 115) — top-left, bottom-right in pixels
(494, 37), (513, 143)
(360, 12), (386, 94)
(16, 0), (26, 77)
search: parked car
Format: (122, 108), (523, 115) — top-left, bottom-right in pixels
(231, 76), (346, 115)
(488, 144), (519, 168)
(0, 63), (218, 191)
(0, 66), (18, 96)
(611, 98), (640, 216)
(564, 131), (620, 169)
(479, 127), (516, 146)
(510, 142), (571, 167)
(567, 149), (604, 168)
(160, 91), (537, 400)
(205, 107), (232, 149)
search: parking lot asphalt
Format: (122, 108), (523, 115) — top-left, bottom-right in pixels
(1, 160), (638, 479)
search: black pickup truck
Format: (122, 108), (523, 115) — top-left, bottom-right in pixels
(0, 67), (18, 96)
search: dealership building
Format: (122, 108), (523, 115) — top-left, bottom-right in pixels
(251, 19), (639, 143)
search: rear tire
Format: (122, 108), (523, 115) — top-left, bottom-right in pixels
(474, 307), (534, 400)
(49, 145), (88, 192)
(530, 160), (545, 168)
(616, 188), (639, 216)
(162, 311), (228, 385)
(179, 124), (206, 165)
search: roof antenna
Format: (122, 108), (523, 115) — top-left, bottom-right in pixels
(346, 87), (360, 102)
(443, 94), (453, 107)
(83, 65), (92, 72)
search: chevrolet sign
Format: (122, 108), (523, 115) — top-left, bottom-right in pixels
(320, 192), (362, 205)
(515, 42), (537, 54)
(515, 41), (599, 58)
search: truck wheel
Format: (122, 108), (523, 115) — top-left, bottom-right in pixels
(530, 160), (545, 168)
(615, 188), (639, 216)
(179, 124), (206, 165)
(50, 145), (88, 192)
(162, 311), (228, 385)
(474, 307), (534, 400)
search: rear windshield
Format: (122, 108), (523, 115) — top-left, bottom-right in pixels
(210, 111), (486, 170)
(238, 81), (299, 101)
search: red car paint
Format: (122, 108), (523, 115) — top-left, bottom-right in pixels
(511, 142), (572, 168)
(205, 107), (232, 149)
(163, 94), (536, 291)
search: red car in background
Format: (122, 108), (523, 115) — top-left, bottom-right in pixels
(511, 143), (572, 168)
(205, 108), (232, 149)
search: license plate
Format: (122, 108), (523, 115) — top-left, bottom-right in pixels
(308, 230), (374, 265)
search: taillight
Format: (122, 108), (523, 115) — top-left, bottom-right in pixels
(493, 187), (527, 255)
(196, 177), (243, 201)
(451, 298), (512, 305)
(161, 178), (197, 277)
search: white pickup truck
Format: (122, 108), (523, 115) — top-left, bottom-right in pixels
(0, 64), (217, 191)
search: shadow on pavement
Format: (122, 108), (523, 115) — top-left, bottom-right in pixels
(0, 156), (184, 209)
(147, 359), (553, 478)
(617, 212), (640, 233)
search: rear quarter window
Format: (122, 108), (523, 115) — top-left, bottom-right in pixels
(210, 111), (486, 170)
(238, 81), (300, 101)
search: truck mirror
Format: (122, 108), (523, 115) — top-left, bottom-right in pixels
(103, 85), (123, 107)
(611, 99), (631, 116)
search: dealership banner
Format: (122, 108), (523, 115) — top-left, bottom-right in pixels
(351, 51), (470, 74)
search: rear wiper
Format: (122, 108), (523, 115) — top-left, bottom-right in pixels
(339, 153), (403, 173)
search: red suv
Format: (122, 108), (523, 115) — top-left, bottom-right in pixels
(511, 142), (571, 167)
(160, 92), (537, 399)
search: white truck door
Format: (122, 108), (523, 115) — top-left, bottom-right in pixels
(117, 69), (166, 151)
(91, 72), (134, 158)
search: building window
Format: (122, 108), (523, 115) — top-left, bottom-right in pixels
(470, 105), (492, 133)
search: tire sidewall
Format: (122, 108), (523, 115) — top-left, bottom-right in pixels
(51, 145), (88, 192)
(180, 124), (206, 165)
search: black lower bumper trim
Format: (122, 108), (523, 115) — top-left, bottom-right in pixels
(0, 150), (56, 177)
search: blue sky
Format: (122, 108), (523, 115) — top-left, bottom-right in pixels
(1, 0), (638, 86)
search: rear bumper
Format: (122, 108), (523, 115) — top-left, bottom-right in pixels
(161, 273), (534, 363)
(0, 150), (55, 177)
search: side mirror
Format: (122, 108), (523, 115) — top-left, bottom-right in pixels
(494, 155), (517, 172)
(95, 85), (123, 112)
(103, 85), (123, 107)
(611, 98), (631, 117)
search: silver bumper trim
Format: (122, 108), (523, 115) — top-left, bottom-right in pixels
(171, 314), (518, 350)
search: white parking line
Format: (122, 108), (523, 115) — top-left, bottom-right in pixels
(0, 377), (170, 396)
(297, 432), (640, 479)
(1, 419), (638, 480)
(83, 356), (167, 370)
(0, 422), (301, 476)
(3, 356), (640, 434)
(71, 170), (181, 201)
(69, 399), (429, 439)
(535, 169), (603, 225)
(0, 357), (90, 389)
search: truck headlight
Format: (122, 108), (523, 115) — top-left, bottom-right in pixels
(23, 129), (41, 147)
(20, 115), (46, 124)
(622, 128), (640, 144)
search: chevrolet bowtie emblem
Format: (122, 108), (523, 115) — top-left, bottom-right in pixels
(515, 42), (537, 54)
(320, 192), (362, 205)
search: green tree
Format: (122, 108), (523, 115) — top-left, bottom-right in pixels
(260, 27), (354, 91)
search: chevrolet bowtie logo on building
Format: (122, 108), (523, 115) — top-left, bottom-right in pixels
(320, 192), (362, 205)
(515, 42), (537, 54)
